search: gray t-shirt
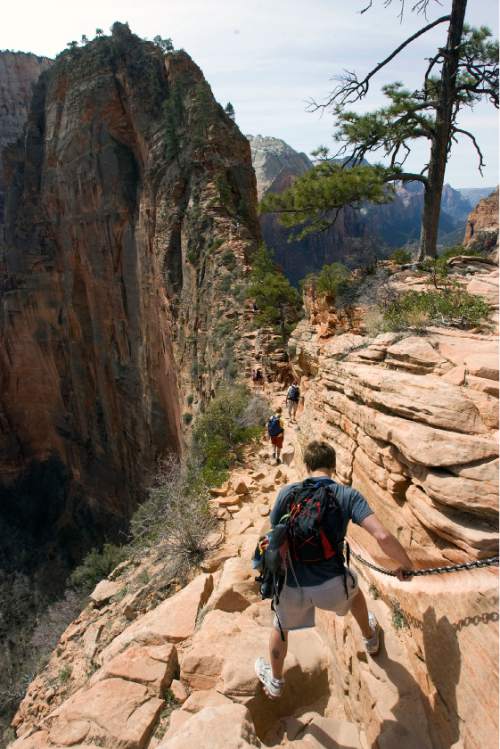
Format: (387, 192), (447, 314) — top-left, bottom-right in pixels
(270, 477), (373, 587)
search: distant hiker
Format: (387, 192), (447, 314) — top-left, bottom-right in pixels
(267, 406), (284, 464)
(256, 368), (264, 387)
(255, 440), (413, 699)
(286, 382), (300, 422)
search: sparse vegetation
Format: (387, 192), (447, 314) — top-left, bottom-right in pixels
(315, 262), (351, 299)
(129, 456), (215, 582)
(391, 600), (409, 630)
(183, 412), (193, 425)
(154, 690), (180, 740)
(390, 248), (412, 265)
(192, 385), (267, 486)
(369, 584), (380, 600)
(69, 544), (127, 593)
(381, 287), (490, 331)
(58, 665), (72, 685)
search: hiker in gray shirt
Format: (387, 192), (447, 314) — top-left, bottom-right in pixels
(255, 440), (413, 699)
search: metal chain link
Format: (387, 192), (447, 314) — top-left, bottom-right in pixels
(349, 548), (499, 577)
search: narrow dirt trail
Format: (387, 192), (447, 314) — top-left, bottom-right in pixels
(179, 386), (435, 749)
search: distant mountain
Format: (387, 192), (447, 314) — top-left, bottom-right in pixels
(248, 134), (311, 199)
(249, 135), (492, 283)
(457, 187), (496, 206)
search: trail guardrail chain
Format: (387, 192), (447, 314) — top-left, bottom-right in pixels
(350, 548), (499, 577)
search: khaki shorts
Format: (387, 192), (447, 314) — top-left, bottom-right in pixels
(273, 570), (359, 631)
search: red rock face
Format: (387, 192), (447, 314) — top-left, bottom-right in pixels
(0, 30), (259, 562)
(464, 187), (499, 247)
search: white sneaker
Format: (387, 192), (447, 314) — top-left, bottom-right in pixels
(363, 612), (380, 656)
(255, 657), (284, 698)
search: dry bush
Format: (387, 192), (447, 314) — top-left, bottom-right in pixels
(129, 456), (217, 583)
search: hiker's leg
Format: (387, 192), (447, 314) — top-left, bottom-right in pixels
(350, 589), (372, 638)
(269, 626), (288, 679)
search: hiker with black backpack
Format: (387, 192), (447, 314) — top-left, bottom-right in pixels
(254, 440), (413, 699)
(285, 382), (300, 422)
(267, 406), (285, 464)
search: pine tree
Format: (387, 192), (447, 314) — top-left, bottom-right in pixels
(261, 1), (498, 259)
(247, 245), (301, 340)
(224, 102), (236, 121)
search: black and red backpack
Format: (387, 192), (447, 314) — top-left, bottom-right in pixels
(284, 478), (346, 566)
(253, 478), (352, 639)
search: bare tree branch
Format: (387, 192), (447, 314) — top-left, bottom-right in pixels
(310, 15), (451, 109)
(452, 127), (486, 175)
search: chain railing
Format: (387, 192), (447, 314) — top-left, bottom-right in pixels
(349, 548), (499, 577)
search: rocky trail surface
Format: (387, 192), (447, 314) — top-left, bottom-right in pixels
(10, 399), (494, 749)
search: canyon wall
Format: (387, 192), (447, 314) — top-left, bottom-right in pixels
(0, 51), (52, 224)
(288, 260), (499, 749)
(0, 26), (259, 571)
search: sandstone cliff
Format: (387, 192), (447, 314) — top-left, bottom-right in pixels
(0, 51), (52, 223)
(0, 33), (260, 728)
(464, 187), (499, 249)
(0, 28), (259, 565)
(286, 260), (498, 749)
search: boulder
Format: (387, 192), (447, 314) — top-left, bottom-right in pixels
(90, 579), (122, 605)
(157, 703), (261, 748)
(99, 574), (213, 663)
(327, 363), (488, 434)
(208, 557), (259, 613)
(329, 390), (497, 467)
(47, 678), (163, 749)
(201, 544), (239, 573)
(169, 679), (188, 704)
(385, 336), (447, 374)
(91, 643), (178, 692)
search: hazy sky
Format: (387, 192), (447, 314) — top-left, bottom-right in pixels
(2, 0), (498, 187)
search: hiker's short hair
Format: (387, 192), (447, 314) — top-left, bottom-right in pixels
(303, 441), (336, 472)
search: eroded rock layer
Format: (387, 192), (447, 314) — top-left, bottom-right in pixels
(0, 28), (259, 566)
(289, 270), (499, 749)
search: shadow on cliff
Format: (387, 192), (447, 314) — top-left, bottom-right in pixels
(374, 607), (461, 749)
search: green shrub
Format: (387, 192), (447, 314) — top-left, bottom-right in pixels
(69, 544), (127, 592)
(221, 250), (237, 270)
(220, 275), (233, 293)
(187, 394), (194, 406)
(58, 665), (72, 684)
(390, 248), (412, 264)
(315, 262), (351, 299)
(192, 385), (267, 486)
(439, 243), (489, 260)
(391, 601), (408, 630)
(382, 288), (490, 331)
(183, 412), (193, 425)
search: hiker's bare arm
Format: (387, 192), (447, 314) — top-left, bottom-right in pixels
(360, 514), (413, 580)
